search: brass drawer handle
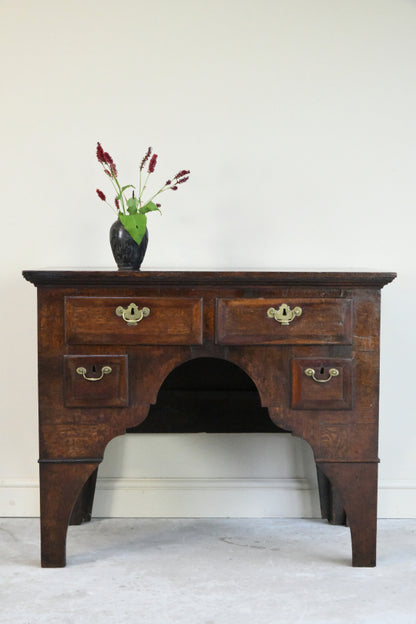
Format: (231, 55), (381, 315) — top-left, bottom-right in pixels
(116, 303), (150, 326)
(304, 367), (339, 383)
(267, 304), (302, 325)
(76, 365), (112, 381)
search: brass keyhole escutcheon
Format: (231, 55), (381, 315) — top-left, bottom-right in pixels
(115, 303), (150, 326)
(267, 304), (302, 325)
(76, 365), (112, 382)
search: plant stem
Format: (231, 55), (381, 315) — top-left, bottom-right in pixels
(102, 164), (126, 214)
(138, 171), (151, 204)
(105, 200), (119, 215)
(147, 185), (168, 203)
(113, 177), (127, 214)
(138, 169), (142, 207)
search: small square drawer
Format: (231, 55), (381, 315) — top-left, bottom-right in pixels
(216, 298), (352, 345)
(65, 297), (203, 345)
(64, 355), (128, 407)
(291, 358), (353, 410)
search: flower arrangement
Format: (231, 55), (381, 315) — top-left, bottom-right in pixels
(96, 142), (190, 246)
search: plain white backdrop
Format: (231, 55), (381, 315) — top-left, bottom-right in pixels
(0, 0), (414, 517)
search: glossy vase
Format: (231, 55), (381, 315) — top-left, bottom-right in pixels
(109, 219), (148, 270)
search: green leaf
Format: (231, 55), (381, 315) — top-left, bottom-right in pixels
(139, 200), (162, 215)
(126, 197), (139, 215)
(121, 184), (135, 192)
(119, 213), (147, 246)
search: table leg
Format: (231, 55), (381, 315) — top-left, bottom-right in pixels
(318, 461), (378, 567)
(39, 461), (101, 567)
(69, 467), (98, 525)
(316, 465), (347, 526)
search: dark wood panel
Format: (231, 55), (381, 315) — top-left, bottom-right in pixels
(216, 298), (352, 345)
(65, 296), (203, 345)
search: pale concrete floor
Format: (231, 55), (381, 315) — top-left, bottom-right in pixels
(1, 518), (415, 624)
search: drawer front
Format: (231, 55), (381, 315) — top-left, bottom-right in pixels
(65, 297), (203, 345)
(215, 298), (352, 345)
(291, 358), (353, 410)
(64, 355), (128, 407)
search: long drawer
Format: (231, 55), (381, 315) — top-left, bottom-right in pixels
(215, 297), (352, 345)
(65, 296), (203, 345)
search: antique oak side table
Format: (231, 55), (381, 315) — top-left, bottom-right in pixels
(23, 270), (396, 567)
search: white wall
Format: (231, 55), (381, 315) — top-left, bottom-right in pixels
(1, 0), (415, 518)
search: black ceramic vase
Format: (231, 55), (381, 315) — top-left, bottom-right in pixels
(109, 219), (149, 270)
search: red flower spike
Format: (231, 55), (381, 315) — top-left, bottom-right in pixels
(171, 185), (178, 191)
(96, 189), (106, 201)
(110, 162), (118, 177)
(103, 152), (114, 166)
(140, 147), (152, 171)
(148, 153), (158, 173)
(96, 142), (105, 163)
(174, 169), (190, 179)
(177, 176), (189, 184)
(165, 180), (171, 186)
(115, 198), (120, 210)
(104, 169), (112, 177)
